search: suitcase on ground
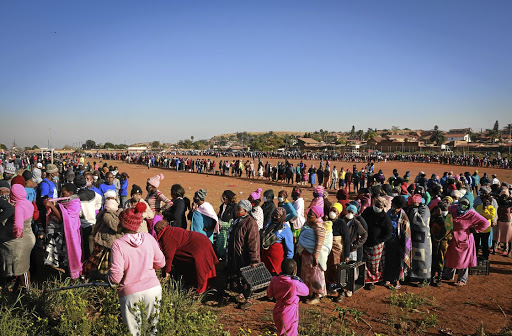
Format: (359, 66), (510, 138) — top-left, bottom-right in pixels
(469, 257), (490, 276)
(337, 261), (366, 293)
(240, 263), (272, 299)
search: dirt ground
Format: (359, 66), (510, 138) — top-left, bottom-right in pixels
(91, 157), (512, 335)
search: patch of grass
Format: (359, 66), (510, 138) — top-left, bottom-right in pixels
(298, 305), (368, 336)
(390, 291), (430, 310)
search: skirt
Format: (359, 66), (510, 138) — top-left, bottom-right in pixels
(301, 251), (326, 295)
(363, 243), (385, 283)
(261, 242), (285, 275)
(494, 221), (512, 243)
(82, 244), (111, 276)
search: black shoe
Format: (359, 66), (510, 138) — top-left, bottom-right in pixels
(364, 283), (375, 290)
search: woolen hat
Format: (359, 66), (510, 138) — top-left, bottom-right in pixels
(131, 184), (143, 196)
(238, 200), (252, 212)
(346, 204), (357, 214)
(147, 174), (164, 188)
(46, 164), (58, 174)
(4, 163), (16, 175)
(120, 203), (146, 232)
(195, 189), (207, 200)
(11, 175), (25, 186)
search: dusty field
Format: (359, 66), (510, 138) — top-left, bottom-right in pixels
(91, 157), (512, 335)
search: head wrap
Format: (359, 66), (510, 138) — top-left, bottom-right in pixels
(408, 194), (423, 205)
(314, 185), (324, 197)
(451, 190), (462, 199)
(32, 168), (42, 184)
(331, 202), (343, 214)
(500, 189), (510, 197)
(400, 184), (408, 195)
(120, 203), (146, 232)
(374, 196), (388, 209)
(195, 189), (207, 200)
(309, 205), (323, 219)
(238, 200), (252, 212)
(443, 196), (454, 205)
(104, 199), (119, 212)
(104, 189), (117, 199)
(147, 173), (164, 188)
(346, 204), (357, 214)
(131, 184), (143, 196)
(272, 207), (287, 223)
(249, 188), (262, 200)
(11, 175), (25, 186)
(46, 164), (58, 174)
(4, 163), (16, 175)
(36, 163), (43, 169)
(10, 184), (26, 203)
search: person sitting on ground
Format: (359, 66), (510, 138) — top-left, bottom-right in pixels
(267, 258), (309, 336)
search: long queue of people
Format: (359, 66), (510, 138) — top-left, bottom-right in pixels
(1, 154), (512, 335)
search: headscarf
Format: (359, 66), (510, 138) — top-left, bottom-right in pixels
(195, 189), (207, 200)
(250, 188), (262, 200)
(309, 205), (323, 219)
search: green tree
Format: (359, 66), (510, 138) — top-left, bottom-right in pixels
(493, 120), (499, 131)
(84, 139), (96, 149)
(356, 130), (364, 140)
(349, 126), (356, 139)
(0, 144), (7, 150)
(364, 128), (377, 141)
(104, 142), (115, 149)
(430, 125), (446, 146)
(32, 145), (40, 150)
(151, 141), (160, 148)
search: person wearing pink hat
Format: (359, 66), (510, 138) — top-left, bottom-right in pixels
(145, 174), (172, 214)
(109, 202), (165, 335)
(308, 186), (325, 218)
(248, 188), (264, 230)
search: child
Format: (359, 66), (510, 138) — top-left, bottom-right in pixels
(267, 259), (309, 336)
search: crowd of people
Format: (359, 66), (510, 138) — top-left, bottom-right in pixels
(0, 151), (511, 335)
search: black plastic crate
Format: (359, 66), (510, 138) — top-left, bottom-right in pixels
(240, 263), (273, 299)
(337, 261), (366, 293)
(469, 258), (490, 276)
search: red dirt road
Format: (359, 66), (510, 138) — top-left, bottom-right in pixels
(91, 157), (512, 335)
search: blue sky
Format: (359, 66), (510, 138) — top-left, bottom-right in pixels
(0, 1), (511, 147)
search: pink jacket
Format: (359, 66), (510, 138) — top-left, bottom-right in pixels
(445, 206), (489, 270)
(267, 275), (309, 336)
(109, 232), (165, 298)
(10, 184), (34, 238)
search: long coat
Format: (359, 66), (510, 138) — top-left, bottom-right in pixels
(445, 206), (489, 269)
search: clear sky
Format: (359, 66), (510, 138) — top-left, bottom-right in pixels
(1, 0), (511, 148)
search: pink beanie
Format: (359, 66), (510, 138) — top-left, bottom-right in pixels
(250, 188), (262, 200)
(308, 205), (324, 219)
(148, 173), (164, 188)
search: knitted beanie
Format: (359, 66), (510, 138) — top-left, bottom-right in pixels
(120, 202), (147, 232)
(147, 173), (164, 188)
